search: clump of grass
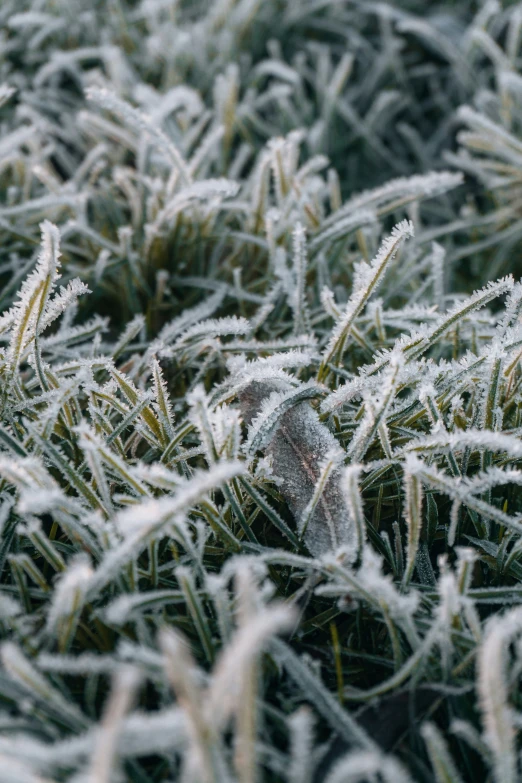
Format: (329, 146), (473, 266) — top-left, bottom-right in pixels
(3, 2), (522, 782)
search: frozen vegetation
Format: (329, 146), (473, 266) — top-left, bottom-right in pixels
(2, 1), (522, 781)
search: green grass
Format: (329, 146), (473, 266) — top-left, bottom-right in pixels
(2, 2), (522, 782)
